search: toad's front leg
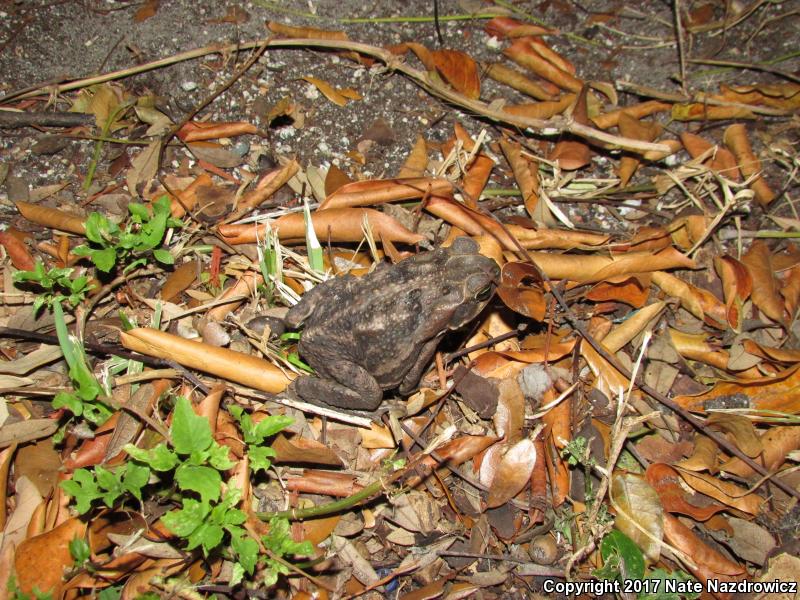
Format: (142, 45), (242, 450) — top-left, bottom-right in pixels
(289, 359), (383, 411)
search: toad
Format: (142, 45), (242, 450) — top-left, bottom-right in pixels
(284, 237), (500, 411)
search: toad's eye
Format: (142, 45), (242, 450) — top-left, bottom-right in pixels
(475, 285), (493, 302)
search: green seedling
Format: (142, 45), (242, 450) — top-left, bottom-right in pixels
(73, 195), (182, 274)
(12, 262), (94, 313)
(61, 396), (307, 587)
(51, 301), (110, 426)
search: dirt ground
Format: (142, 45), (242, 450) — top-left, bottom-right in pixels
(1, 0), (796, 196)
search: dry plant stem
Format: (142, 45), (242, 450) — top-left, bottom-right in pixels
(4, 38), (670, 156)
(673, 0), (688, 94)
(687, 57), (800, 84)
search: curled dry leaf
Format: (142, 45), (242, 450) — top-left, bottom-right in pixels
(714, 255), (752, 331)
(651, 272), (727, 329)
(285, 470), (355, 496)
(217, 207), (423, 245)
(663, 513), (745, 595)
(176, 121), (258, 142)
(549, 86), (591, 171)
(672, 103), (755, 121)
(591, 100), (672, 130)
(723, 124), (776, 206)
(617, 113), (662, 186)
(677, 435), (720, 473)
(120, 327), (293, 393)
(741, 240), (786, 324)
(229, 159), (299, 219)
(646, 463), (726, 520)
(15, 201), (86, 235)
(523, 247), (695, 283)
(706, 413), (762, 458)
(484, 16), (557, 38)
(674, 467), (763, 515)
(668, 329), (729, 371)
(715, 82), (800, 111)
(320, 177), (452, 209)
(0, 230), (35, 271)
(484, 62), (555, 101)
(680, 132), (741, 181)
(302, 76), (361, 107)
(499, 139), (541, 222)
(267, 21), (349, 40)
(503, 94), (576, 120)
(496, 262), (547, 321)
(504, 39), (583, 93)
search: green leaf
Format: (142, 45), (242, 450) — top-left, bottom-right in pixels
(171, 396), (212, 455)
(175, 464), (221, 504)
(152, 248), (174, 265)
(84, 213), (109, 244)
(188, 522), (224, 555)
(53, 391), (84, 416)
(122, 463), (150, 502)
(69, 537), (91, 565)
(600, 529), (646, 581)
(91, 247), (118, 273)
(253, 414), (294, 443)
(231, 534), (259, 575)
(206, 442), (235, 471)
(124, 443), (178, 472)
(249, 445), (276, 474)
(162, 498), (209, 538)
(127, 203), (150, 222)
(60, 469), (102, 514)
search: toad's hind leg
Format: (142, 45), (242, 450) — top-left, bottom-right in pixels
(289, 361), (383, 411)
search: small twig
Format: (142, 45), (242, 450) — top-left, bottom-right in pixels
(2, 37), (671, 156)
(673, 0), (688, 95)
(0, 110), (93, 128)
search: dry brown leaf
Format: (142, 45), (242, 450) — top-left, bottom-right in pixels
(590, 100), (672, 130)
(741, 240), (786, 324)
(230, 159), (299, 219)
(504, 39), (583, 92)
(486, 438), (537, 508)
(430, 49), (481, 99)
(707, 413), (762, 458)
(484, 62), (555, 101)
(652, 271), (727, 329)
(302, 76), (361, 107)
(668, 328), (729, 371)
(674, 467), (763, 515)
(320, 177), (452, 209)
(663, 513), (746, 581)
(493, 378), (525, 443)
(549, 87), (591, 171)
(617, 113), (662, 186)
(721, 426), (800, 478)
(15, 201), (86, 235)
(14, 517), (87, 596)
(680, 132), (741, 181)
(0, 230), (35, 271)
(500, 139), (541, 220)
(723, 124), (776, 206)
(217, 207), (424, 246)
(397, 135), (428, 179)
(503, 94), (576, 119)
(120, 327), (293, 393)
(611, 472), (664, 562)
(160, 259), (198, 302)
(496, 262), (547, 321)
(672, 103), (755, 121)
(484, 16), (556, 38)
(267, 21), (348, 40)
(177, 121), (257, 142)
(646, 463), (726, 520)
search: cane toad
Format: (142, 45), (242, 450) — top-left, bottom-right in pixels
(285, 237), (500, 411)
